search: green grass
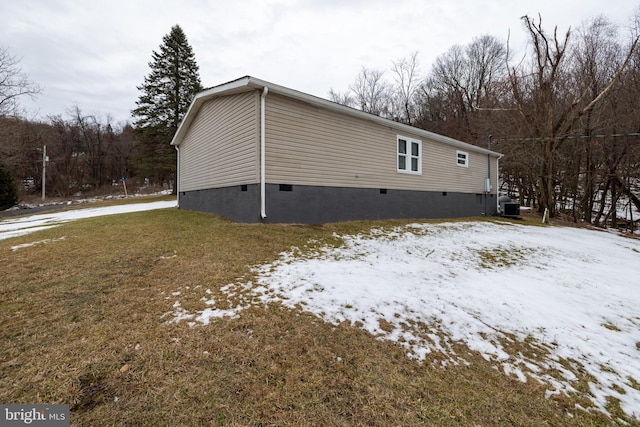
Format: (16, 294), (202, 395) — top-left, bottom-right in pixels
(0, 201), (630, 426)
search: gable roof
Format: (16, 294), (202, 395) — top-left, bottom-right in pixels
(171, 76), (501, 157)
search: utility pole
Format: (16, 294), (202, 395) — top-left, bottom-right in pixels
(42, 145), (47, 201)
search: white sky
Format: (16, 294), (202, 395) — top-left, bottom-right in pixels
(1, 0), (637, 125)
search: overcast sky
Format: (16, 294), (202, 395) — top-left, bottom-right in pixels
(1, 0), (637, 125)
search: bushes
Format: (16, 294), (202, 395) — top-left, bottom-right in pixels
(0, 161), (18, 210)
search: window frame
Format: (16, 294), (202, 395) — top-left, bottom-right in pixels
(456, 150), (469, 168)
(397, 135), (422, 175)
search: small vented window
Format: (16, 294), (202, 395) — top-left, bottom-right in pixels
(457, 151), (469, 167)
(279, 184), (293, 192)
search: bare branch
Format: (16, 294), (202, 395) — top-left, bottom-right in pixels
(0, 46), (41, 116)
(391, 51), (421, 125)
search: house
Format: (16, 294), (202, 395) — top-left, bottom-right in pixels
(170, 76), (503, 224)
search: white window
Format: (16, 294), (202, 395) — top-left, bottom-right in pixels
(456, 150), (469, 167)
(397, 136), (421, 174)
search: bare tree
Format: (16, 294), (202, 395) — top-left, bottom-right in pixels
(348, 67), (392, 116)
(0, 47), (41, 116)
(328, 88), (355, 108)
(391, 51), (421, 125)
(569, 16), (622, 222)
(466, 35), (506, 109)
(418, 35), (506, 142)
(0, 111), (138, 198)
(505, 14), (638, 217)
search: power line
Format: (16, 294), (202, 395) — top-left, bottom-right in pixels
(492, 133), (640, 143)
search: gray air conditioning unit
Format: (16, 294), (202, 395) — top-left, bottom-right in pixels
(499, 196), (521, 219)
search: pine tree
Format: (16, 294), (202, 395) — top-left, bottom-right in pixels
(132, 25), (203, 187)
(0, 161), (18, 211)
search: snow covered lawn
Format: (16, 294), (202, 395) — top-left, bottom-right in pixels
(0, 200), (177, 241)
(172, 221), (640, 420)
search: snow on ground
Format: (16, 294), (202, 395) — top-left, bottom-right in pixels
(0, 200), (177, 241)
(9, 236), (67, 251)
(168, 221), (640, 420)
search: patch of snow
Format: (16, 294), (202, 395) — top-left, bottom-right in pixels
(193, 307), (240, 325)
(10, 236), (66, 251)
(162, 301), (195, 325)
(1, 225), (59, 241)
(0, 200), (177, 241)
(246, 221), (640, 420)
(159, 253), (177, 260)
(163, 292), (246, 325)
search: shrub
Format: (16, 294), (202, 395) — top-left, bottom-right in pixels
(0, 161), (19, 210)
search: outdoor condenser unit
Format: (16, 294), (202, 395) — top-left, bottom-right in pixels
(499, 196), (521, 219)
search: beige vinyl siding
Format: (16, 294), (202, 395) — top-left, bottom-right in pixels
(179, 91), (259, 192)
(265, 93), (496, 193)
(426, 142), (496, 193)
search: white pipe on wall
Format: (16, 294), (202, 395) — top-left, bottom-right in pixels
(497, 154), (504, 213)
(175, 145), (180, 207)
(260, 87), (269, 219)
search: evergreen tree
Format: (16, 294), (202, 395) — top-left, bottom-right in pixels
(0, 161), (18, 210)
(132, 25), (203, 187)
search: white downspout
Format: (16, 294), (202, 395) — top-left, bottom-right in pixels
(260, 87), (268, 219)
(497, 154), (504, 213)
(175, 145), (180, 207)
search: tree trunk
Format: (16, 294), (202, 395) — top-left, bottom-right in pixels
(614, 174), (640, 213)
(581, 141), (595, 223)
(594, 178), (610, 225)
(538, 139), (556, 215)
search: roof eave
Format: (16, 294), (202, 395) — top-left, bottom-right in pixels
(172, 76), (502, 158)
